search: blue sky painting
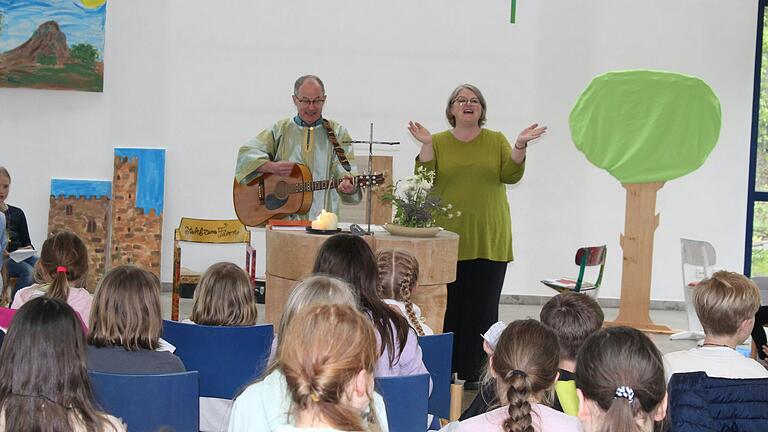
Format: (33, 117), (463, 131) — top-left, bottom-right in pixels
(0, 0), (107, 91)
(114, 148), (166, 216)
(51, 178), (112, 199)
(0, 0), (106, 55)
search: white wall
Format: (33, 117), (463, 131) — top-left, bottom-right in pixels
(0, 0), (757, 301)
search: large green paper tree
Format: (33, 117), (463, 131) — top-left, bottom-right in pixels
(570, 70), (721, 331)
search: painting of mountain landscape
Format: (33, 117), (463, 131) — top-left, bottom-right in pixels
(0, 0), (107, 92)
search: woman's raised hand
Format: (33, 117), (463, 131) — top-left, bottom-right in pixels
(408, 121), (433, 146)
(516, 123), (547, 147)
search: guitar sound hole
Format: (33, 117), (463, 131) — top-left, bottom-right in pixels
(274, 181), (289, 199)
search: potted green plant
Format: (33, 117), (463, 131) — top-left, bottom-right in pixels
(381, 166), (460, 237)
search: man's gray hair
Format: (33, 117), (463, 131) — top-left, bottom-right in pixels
(294, 75), (326, 95)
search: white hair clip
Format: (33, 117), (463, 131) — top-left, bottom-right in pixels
(614, 386), (635, 402)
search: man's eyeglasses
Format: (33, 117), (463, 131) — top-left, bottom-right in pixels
(295, 97), (326, 107)
(453, 97), (481, 106)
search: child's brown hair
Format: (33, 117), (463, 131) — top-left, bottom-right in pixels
(492, 319), (559, 432)
(539, 292), (604, 362)
(34, 231), (89, 300)
(190, 262), (257, 326)
(576, 326), (666, 432)
(88, 265), (163, 351)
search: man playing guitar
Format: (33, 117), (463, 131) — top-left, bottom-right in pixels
(235, 75), (360, 221)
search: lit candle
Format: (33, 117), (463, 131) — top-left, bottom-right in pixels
(311, 209), (338, 230)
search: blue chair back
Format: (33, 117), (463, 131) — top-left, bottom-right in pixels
(90, 371), (199, 432)
(418, 333), (453, 420)
(162, 320), (273, 399)
(375, 373), (429, 432)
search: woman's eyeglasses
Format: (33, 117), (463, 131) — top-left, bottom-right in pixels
(453, 97), (481, 106)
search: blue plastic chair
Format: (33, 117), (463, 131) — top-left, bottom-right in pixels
(375, 373), (430, 432)
(162, 320), (273, 399)
(418, 333), (454, 421)
(90, 371), (199, 432)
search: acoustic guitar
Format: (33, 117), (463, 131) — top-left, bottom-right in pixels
(233, 163), (385, 226)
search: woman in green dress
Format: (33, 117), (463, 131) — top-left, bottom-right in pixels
(408, 84), (546, 384)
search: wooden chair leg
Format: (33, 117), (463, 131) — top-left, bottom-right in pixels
(449, 382), (464, 422)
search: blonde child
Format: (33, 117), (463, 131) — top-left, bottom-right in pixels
(0, 166), (38, 295)
(188, 262), (258, 326)
(576, 327), (667, 432)
(12, 231), (93, 324)
(229, 275), (389, 432)
(186, 262), (259, 432)
(376, 249), (433, 336)
(664, 270), (768, 380)
(277, 303), (378, 432)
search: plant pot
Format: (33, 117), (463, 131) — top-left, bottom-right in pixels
(383, 223), (443, 238)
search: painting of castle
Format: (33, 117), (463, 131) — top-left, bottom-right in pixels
(111, 148), (165, 277)
(48, 179), (111, 291)
(47, 148), (166, 286)
(0, 0), (107, 92)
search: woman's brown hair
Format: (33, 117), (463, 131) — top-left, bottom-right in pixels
(376, 248), (425, 336)
(576, 326), (666, 432)
(0, 297), (120, 431)
(189, 262), (258, 326)
(280, 303), (377, 431)
(87, 265), (163, 351)
(34, 231), (89, 300)
(492, 319), (559, 432)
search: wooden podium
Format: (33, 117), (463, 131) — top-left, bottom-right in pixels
(265, 229), (459, 333)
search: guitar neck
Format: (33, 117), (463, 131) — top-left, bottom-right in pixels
(291, 178), (345, 193)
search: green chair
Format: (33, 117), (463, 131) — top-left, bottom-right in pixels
(541, 245), (606, 297)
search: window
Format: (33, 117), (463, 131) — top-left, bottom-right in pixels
(747, 3), (768, 276)
(86, 218), (97, 234)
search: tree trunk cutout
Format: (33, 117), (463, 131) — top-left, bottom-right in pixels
(609, 182), (672, 332)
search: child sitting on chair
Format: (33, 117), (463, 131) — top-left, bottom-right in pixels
(277, 304), (379, 432)
(0, 297), (125, 431)
(576, 326), (667, 432)
(186, 262), (259, 432)
(461, 292), (604, 420)
(12, 231), (93, 324)
(188, 262), (258, 326)
(229, 275), (389, 432)
(664, 270), (768, 380)
(376, 248), (433, 336)
(447, 319), (581, 432)
(87, 265), (185, 375)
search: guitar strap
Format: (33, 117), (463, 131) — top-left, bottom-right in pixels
(322, 119), (352, 172)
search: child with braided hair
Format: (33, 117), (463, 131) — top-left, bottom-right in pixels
(376, 249), (433, 336)
(12, 231), (93, 324)
(446, 319), (581, 432)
